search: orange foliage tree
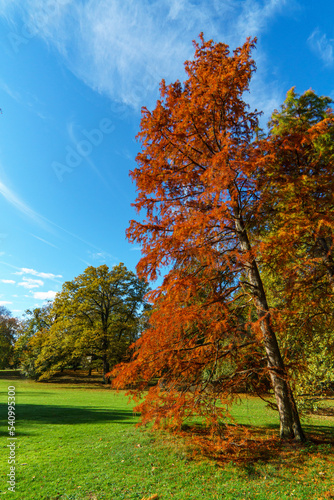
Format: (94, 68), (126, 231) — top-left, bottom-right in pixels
(112, 35), (306, 441)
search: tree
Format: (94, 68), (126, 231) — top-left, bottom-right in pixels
(112, 35), (306, 441)
(51, 264), (149, 382)
(260, 88), (334, 291)
(0, 306), (19, 369)
(15, 303), (55, 379)
(256, 89), (334, 407)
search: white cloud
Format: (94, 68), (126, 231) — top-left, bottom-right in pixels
(1, 279), (15, 284)
(15, 268), (62, 279)
(18, 278), (44, 289)
(0, 0), (297, 114)
(33, 290), (58, 300)
(91, 252), (105, 260)
(308, 28), (334, 67)
(87, 250), (117, 262)
(235, 0), (292, 38)
(0, 300), (12, 305)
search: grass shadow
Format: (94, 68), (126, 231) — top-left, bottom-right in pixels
(177, 421), (334, 467)
(0, 402), (137, 428)
(0, 370), (24, 380)
(0, 369), (107, 386)
(40, 371), (105, 385)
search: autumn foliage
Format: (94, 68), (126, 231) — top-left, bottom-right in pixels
(112, 35), (334, 445)
(16, 265), (149, 382)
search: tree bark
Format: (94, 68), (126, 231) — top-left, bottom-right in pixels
(235, 213), (306, 441)
(102, 356), (110, 384)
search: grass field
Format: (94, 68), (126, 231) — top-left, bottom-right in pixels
(1, 370), (334, 500)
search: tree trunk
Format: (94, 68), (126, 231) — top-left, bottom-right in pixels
(235, 214), (306, 441)
(102, 356), (110, 384)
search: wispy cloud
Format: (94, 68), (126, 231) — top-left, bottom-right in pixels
(0, 78), (49, 120)
(87, 250), (117, 263)
(308, 28), (334, 67)
(0, 179), (50, 229)
(33, 290), (58, 300)
(30, 234), (59, 249)
(0, 78), (22, 103)
(0, 177), (116, 256)
(18, 277), (44, 289)
(15, 268), (62, 280)
(235, 0), (293, 38)
(79, 258), (92, 267)
(1, 279), (15, 284)
(0, 300), (12, 305)
(0, 0), (297, 114)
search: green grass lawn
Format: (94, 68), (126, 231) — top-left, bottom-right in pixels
(1, 371), (334, 500)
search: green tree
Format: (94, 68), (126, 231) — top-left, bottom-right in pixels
(51, 263), (149, 382)
(15, 303), (55, 378)
(261, 88), (334, 290)
(0, 306), (19, 369)
(257, 88), (334, 408)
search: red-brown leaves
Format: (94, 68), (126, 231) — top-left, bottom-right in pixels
(127, 35), (261, 285)
(114, 36), (271, 438)
(114, 36), (334, 445)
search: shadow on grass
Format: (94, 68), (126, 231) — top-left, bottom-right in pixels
(0, 402), (137, 428)
(312, 407), (334, 416)
(177, 421), (334, 467)
(0, 370), (23, 380)
(39, 372), (105, 385)
(0, 369), (107, 386)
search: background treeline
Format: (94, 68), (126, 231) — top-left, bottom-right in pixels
(2, 263), (150, 383)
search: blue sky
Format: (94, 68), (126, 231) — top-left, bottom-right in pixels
(0, 0), (333, 317)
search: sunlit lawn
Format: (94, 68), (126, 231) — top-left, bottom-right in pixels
(1, 370), (334, 499)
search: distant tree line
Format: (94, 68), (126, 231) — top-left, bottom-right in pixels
(3, 263), (150, 383)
